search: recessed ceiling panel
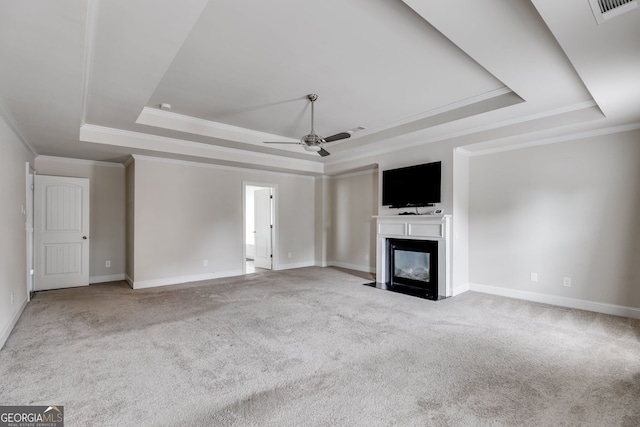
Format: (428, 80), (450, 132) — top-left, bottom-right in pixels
(148, 0), (508, 140)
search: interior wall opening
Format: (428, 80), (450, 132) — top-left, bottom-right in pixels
(243, 183), (275, 274)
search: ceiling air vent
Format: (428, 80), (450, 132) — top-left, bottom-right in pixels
(588, 0), (638, 24)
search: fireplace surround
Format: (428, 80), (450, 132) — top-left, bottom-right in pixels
(374, 215), (451, 299)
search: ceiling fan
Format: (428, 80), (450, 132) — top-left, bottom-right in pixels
(263, 94), (355, 157)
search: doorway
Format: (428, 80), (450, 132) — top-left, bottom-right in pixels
(243, 183), (276, 274)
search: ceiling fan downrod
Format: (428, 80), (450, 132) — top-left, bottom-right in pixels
(307, 94), (318, 136)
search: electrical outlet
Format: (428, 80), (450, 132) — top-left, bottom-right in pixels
(203, 259), (208, 267)
(563, 277), (572, 287)
(105, 260), (111, 268)
(287, 252), (292, 258)
(365, 254), (369, 261)
(530, 272), (538, 282)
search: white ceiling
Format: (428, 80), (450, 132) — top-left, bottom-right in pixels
(1, 0), (639, 175)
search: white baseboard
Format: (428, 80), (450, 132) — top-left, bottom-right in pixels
(328, 261), (375, 274)
(469, 282), (640, 320)
(452, 283), (471, 296)
(125, 274), (134, 289)
(132, 270), (243, 289)
(0, 296), (28, 351)
(90, 274), (126, 284)
(275, 261), (315, 271)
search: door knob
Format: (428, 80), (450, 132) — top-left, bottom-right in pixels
(83, 236), (88, 240)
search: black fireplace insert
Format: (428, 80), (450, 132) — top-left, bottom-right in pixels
(386, 238), (438, 300)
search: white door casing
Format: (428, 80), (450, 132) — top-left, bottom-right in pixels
(34, 175), (90, 290)
(253, 188), (272, 269)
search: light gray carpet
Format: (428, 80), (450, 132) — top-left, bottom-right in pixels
(1, 267), (639, 426)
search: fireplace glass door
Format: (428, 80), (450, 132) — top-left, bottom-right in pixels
(387, 238), (438, 300)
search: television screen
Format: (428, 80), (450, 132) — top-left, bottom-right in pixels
(382, 161), (441, 208)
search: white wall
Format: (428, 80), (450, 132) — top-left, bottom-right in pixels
(329, 169), (378, 272)
(35, 157), (126, 283)
(131, 156), (316, 287)
(0, 114), (34, 349)
(469, 129), (640, 312)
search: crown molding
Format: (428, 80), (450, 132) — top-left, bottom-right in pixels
(81, 124), (323, 175)
(328, 167), (379, 180)
(458, 121), (640, 157)
(35, 155), (124, 168)
(130, 154), (315, 180)
(324, 100), (602, 167)
(80, 0), (99, 127)
(136, 106), (299, 144)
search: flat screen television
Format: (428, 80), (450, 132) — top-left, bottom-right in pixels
(382, 161), (441, 208)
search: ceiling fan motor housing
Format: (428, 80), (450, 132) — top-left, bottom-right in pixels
(301, 133), (324, 146)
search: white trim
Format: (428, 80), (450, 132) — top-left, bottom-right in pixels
(328, 261), (375, 274)
(90, 274), (126, 284)
(137, 107), (299, 144)
(242, 181), (279, 274)
(132, 270), (243, 289)
(0, 297), (28, 351)
(125, 274), (134, 289)
(132, 154), (315, 180)
(327, 167), (378, 180)
(25, 163), (34, 301)
(452, 283), (471, 296)
(80, 0), (99, 126)
(35, 155), (124, 169)
(469, 283), (640, 320)
(347, 87), (514, 141)
(459, 121), (640, 157)
(323, 100), (600, 167)
(274, 261), (316, 271)
(80, 124), (323, 174)
(123, 156), (134, 167)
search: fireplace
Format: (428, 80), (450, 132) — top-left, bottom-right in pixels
(387, 238), (438, 300)
(373, 215), (451, 299)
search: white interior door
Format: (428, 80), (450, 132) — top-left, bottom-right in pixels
(253, 188), (272, 269)
(34, 175), (90, 290)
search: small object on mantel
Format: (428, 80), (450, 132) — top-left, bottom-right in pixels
(431, 209), (443, 215)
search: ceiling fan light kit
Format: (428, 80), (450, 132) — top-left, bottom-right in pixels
(263, 94), (354, 157)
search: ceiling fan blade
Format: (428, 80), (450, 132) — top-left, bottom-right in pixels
(318, 148), (330, 157)
(323, 132), (351, 143)
(263, 141), (301, 145)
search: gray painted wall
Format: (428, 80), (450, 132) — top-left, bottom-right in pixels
(329, 170), (378, 272)
(469, 129), (640, 308)
(131, 156), (316, 285)
(0, 115), (33, 348)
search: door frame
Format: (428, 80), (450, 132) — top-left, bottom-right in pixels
(25, 163), (35, 301)
(242, 181), (278, 274)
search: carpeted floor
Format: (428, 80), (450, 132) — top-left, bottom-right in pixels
(1, 267), (639, 426)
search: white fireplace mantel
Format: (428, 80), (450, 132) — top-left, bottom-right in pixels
(374, 215), (452, 298)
